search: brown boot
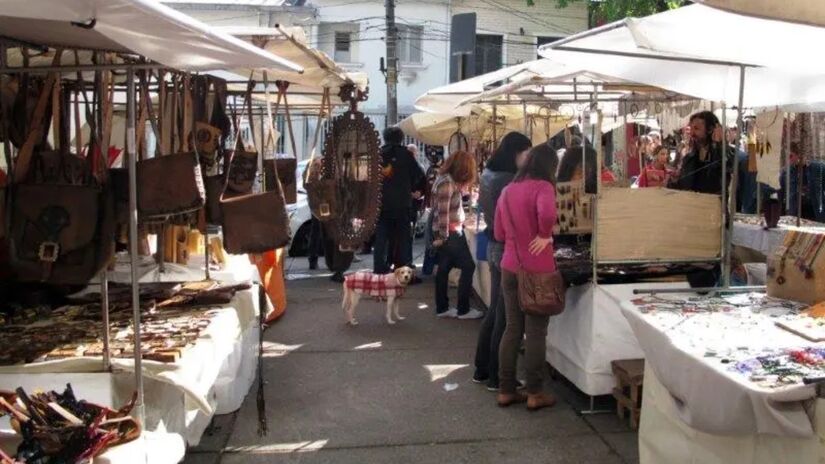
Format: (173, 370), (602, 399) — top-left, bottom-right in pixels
(497, 392), (527, 408)
(527, 393), (557, 411)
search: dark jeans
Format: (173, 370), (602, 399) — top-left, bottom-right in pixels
(308, 217), (322, 267)
(473, 240), (505, 385)
(499, 270), (550, 395)
(373, 212), (412, 274)
(435, 233), (476, 314)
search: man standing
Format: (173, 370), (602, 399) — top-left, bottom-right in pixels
(374, 127), (425, 275)
(672, 111), (733, 288)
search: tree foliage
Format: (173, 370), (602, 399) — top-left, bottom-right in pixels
(526, 0), (687, 24)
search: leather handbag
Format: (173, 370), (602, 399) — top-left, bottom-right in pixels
(503, 192), (566, 317)
(268, 158), (297, 205)
(220, 80), (291, 254)
(137, 73), (205, 220)
(9, 69), (115, 285)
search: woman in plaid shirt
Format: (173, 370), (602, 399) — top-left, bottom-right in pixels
(431, 150), (481, 319)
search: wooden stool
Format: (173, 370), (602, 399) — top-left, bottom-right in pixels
(611, 359), (645, 430)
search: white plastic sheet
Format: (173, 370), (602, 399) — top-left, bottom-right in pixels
(0, 0), (302, 72)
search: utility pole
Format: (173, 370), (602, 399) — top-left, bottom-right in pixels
(385, 0), (398, 126)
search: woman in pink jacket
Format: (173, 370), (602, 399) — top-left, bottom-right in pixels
(494, 144), (559, 411)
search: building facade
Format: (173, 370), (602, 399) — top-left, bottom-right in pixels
(162, 0), (588, 156)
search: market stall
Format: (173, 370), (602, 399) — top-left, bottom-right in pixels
(0, 1), (304, 460)
(622, 291), (825, 463)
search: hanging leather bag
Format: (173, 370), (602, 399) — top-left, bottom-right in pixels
(219, 79), (290, 254)
(9, 60), (115, 285)
(137, 73), (205, 220)
(304, 89), (339, 221)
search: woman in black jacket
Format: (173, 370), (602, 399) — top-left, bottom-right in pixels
(472, 131), (532, 391)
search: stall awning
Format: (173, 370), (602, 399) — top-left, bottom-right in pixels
(540, 5), (825, 110)
(693, 0), (825, 28)
(0, 0), (303, 72)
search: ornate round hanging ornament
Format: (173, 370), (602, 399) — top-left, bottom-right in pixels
(318, 85), (382, 251)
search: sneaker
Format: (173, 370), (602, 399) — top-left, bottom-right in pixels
(457, 309), (485, 320)
(436, 308), (458, 318)
(472, 372), (489, 384)
(487, 380), (524, 392)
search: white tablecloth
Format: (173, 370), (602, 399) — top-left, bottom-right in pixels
(0, 431), (185, 464)
(463, 222), (492, 307)
(733, 222), (825, 258)
(640, 364), (825, 464)
(622, 295), (819, 437)
(546, 282), (685, 396)
(0, 287), (268, 446)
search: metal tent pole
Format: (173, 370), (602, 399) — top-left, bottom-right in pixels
(786, 112), (792, 212)
(126, 67), (145, 425)
(101, 270), (111, 371)
(721, 102), (730, 288)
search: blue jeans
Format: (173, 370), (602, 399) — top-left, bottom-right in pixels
(473, 241), (505, 385)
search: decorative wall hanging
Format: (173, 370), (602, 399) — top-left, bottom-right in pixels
(317, 84), (382, 251)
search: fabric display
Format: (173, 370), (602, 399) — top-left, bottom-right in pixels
(0, 384), (140, 463)
(0, 281), (250, 365)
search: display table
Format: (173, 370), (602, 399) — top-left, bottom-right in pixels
(732, 219), (825, 258)
(0, 287), (268, 446)
(639, 364), (825, 464)
(621, 293), (819, 439)
(463, 220), (492, 307)
(105, 252), (257, 285)
(546, 282), (685, 396)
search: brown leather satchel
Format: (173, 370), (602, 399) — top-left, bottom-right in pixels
(265, 158), (297, 205)
(219, 81), (290, 254)
(136, 73), (205, 220)
(503, 192), (566, 317)
(9, 72), (115, 285)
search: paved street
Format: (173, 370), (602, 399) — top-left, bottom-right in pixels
(185, 246), (639, 464)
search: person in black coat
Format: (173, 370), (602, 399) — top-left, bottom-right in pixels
(671, 111), (734, 288)
(374, 127), (425, 275)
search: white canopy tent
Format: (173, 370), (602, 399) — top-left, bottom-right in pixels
(693, 0), (825, 28)
(0, 0), (302, 72)
(540, 5), (825, 110)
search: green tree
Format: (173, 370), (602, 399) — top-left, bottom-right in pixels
(527, 0), (688, 23)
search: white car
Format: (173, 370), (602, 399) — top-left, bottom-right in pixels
(287, 160), (315, 257)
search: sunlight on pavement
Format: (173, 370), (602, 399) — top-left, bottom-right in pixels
(424, 364), (469, 382)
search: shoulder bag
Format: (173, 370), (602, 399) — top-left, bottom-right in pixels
(219, 78), (290, 254)
(503, 188), (566, 317)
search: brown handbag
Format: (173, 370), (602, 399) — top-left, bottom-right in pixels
(503, 190), (566, 317)
(219, 80), (290, 254)
(269, 158), (297, 205)
(9, 69), (115, 285)
(136, 73), (205, 220)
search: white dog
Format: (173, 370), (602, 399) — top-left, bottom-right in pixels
(342, 267), (414, 325)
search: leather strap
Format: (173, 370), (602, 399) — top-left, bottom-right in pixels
(139, 70), (162, 158)
(221, 79), (256, 200)
(182, 74), (193, 152)
(15, 49), (64, 183)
